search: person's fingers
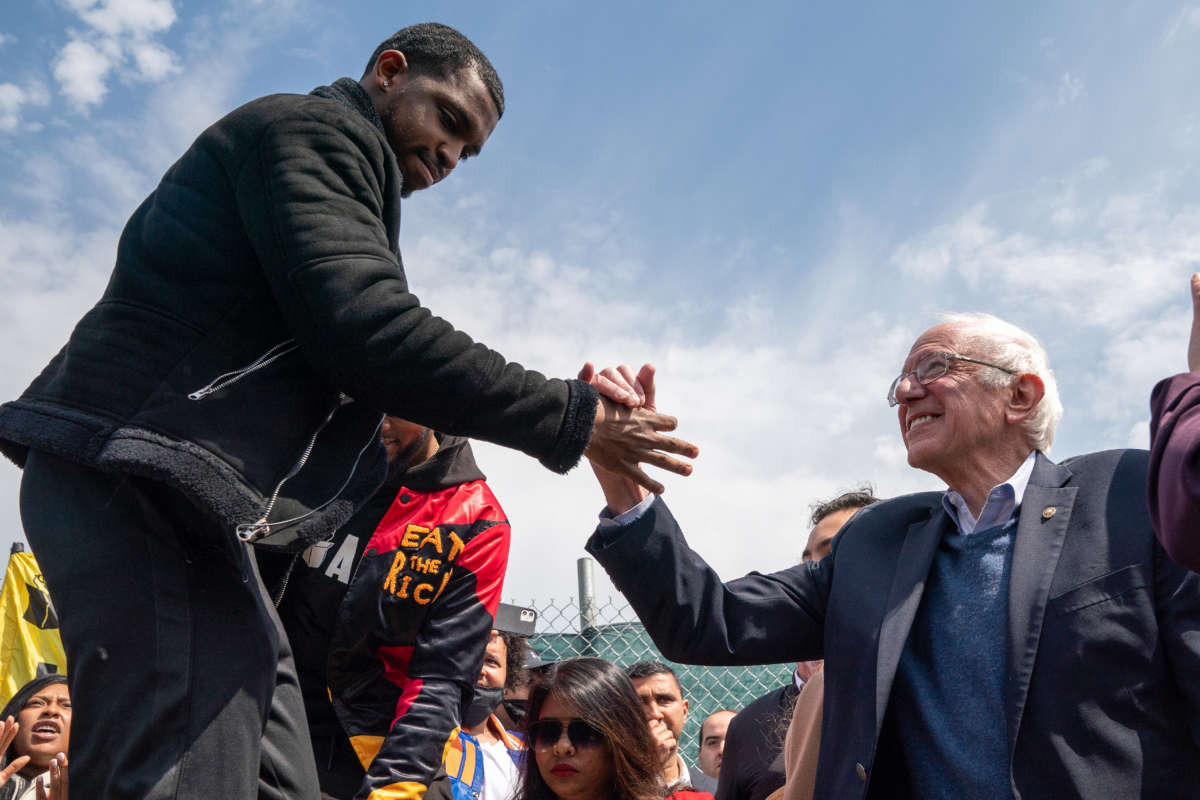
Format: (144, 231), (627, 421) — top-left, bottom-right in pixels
(578, 362), (596, 383)
(593, 376), (634, 404)
(1, 755), (30, 784)
(55, 754), (67, 800)
(597, 366), (639, 406)
(35, 776), (46, 800)
(639, 450), (695, 477)
(0, 717), (18, 751)
(624, 463), (666, 495)
(1191, 272), (1200, 308)
(651, 431), (700, 458)
(616, 364), (645, 406)
(637, 364), (656, 410)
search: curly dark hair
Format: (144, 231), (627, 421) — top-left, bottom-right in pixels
(519, 658), (665, 800)
(501, 631), (529, 692)
(363, 22), (504, 117)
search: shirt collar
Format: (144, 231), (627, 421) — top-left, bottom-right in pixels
(942, 450), (1037, 535)
(668, 755), (693, 790)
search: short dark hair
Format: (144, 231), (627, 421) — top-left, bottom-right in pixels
(809, 486), (880, 528)
(364, 22), (505, 118)
(625, 659), (677, 682)
(626, 660), (685, 697)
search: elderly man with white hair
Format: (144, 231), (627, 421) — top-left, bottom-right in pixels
(581, 314), (1200, 800)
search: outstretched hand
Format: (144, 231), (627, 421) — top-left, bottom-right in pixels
(578, 363), (656, 409)
(579, 362), (697, 499)
(34, 752), (67, 800)
(1188, 273), (1200, 373)
(0, 717), (30, 786)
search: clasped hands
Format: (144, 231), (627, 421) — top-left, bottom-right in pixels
(581, 362), (697, 514)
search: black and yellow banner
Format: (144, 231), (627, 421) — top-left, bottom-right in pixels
(0, 549), (66, 707)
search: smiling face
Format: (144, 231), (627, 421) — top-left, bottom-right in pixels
(14, 683), (70, 774)
(893, 323), (1024, 490)
(534, 693), (613, 800)
(369, 52), (499, 197)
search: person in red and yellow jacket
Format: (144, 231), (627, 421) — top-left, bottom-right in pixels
(261, 416), (509, 800)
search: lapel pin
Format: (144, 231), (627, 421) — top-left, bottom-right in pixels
(1042, 506), (1057, 520)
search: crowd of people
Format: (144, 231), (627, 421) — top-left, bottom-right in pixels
(0, 17), (1198, 800)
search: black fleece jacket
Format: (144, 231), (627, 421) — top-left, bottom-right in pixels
(0, 78), (597, 550)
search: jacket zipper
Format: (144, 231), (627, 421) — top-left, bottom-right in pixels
(236, 406), (384, 544)
(184, 339), (384, 545)
(187, 340), (299, 401)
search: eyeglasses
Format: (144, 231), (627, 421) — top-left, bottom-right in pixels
(529, 718), (605, 750)
(887, 351), (1017, 407)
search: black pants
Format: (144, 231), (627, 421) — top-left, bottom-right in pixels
(19, 450), (320, 799)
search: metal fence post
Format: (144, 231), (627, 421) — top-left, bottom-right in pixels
(577, 557), (598, 656)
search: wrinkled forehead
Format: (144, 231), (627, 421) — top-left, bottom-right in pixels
(903, 323), (964, 369)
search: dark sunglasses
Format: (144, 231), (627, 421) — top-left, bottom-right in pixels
(529, 718), (605, 750)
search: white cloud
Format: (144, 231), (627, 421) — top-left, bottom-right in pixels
(0, 33), (15, 47)
(53, 0), (180, 110)
(54, 38), (117, 110)
(1057, 72), (1085, 105)
(0, 81), (52, 131)
(71, 0), (176, 37)
(129, 40), (177, 81)
(1165, 6), (1200, 42)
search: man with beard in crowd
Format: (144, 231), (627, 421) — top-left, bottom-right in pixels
(263, 416), (510, 800)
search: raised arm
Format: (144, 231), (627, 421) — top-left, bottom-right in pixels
(1148, 273), (1200, 572)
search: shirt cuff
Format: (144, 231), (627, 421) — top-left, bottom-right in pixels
(597, 494), (655, 528)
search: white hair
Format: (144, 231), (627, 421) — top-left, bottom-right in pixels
(939, 312), (1063, 452)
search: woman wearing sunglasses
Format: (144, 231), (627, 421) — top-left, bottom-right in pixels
(520, 658), (664, 800)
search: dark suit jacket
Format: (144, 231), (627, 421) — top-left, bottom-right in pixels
(714, 682), (797, 800)
(586, 450), (1200, 799)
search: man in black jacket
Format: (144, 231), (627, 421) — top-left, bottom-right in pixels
(3, 22), (695, 800)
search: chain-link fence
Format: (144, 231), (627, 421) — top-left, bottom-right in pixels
(510, 558), (794, 765)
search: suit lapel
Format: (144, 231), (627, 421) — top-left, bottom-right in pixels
(1005, 452), (1076, 757)
(875, 508), (954, 736)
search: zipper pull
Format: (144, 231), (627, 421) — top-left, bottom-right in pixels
(236, 517), (271, 543)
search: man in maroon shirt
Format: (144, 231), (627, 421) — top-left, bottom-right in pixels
(1149, 272), (1200, 572)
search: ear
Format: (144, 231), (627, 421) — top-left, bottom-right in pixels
(1005, 373), (1044, 426)
(682, 697), (690, 718)
(372, 49), (410, 90)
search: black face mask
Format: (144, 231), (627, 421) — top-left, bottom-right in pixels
(501, 698), (528, 727)
(463, 685), (506, 728)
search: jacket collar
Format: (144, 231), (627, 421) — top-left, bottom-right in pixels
(1005, 450), (1075, 757)
(380, 434), (486, 494)
(310, 77), (386, 137)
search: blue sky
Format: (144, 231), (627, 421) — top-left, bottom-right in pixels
(2, 0), (1198, 615)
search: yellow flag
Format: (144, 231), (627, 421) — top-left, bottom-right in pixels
(0, 550), (67, 707)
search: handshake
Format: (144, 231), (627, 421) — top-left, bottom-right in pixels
(580, 363), (699, 515)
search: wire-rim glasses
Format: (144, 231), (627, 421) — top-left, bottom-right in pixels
(887, 352), (1018, 407)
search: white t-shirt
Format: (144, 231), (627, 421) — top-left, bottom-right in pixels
(479, 737), (521, 800)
